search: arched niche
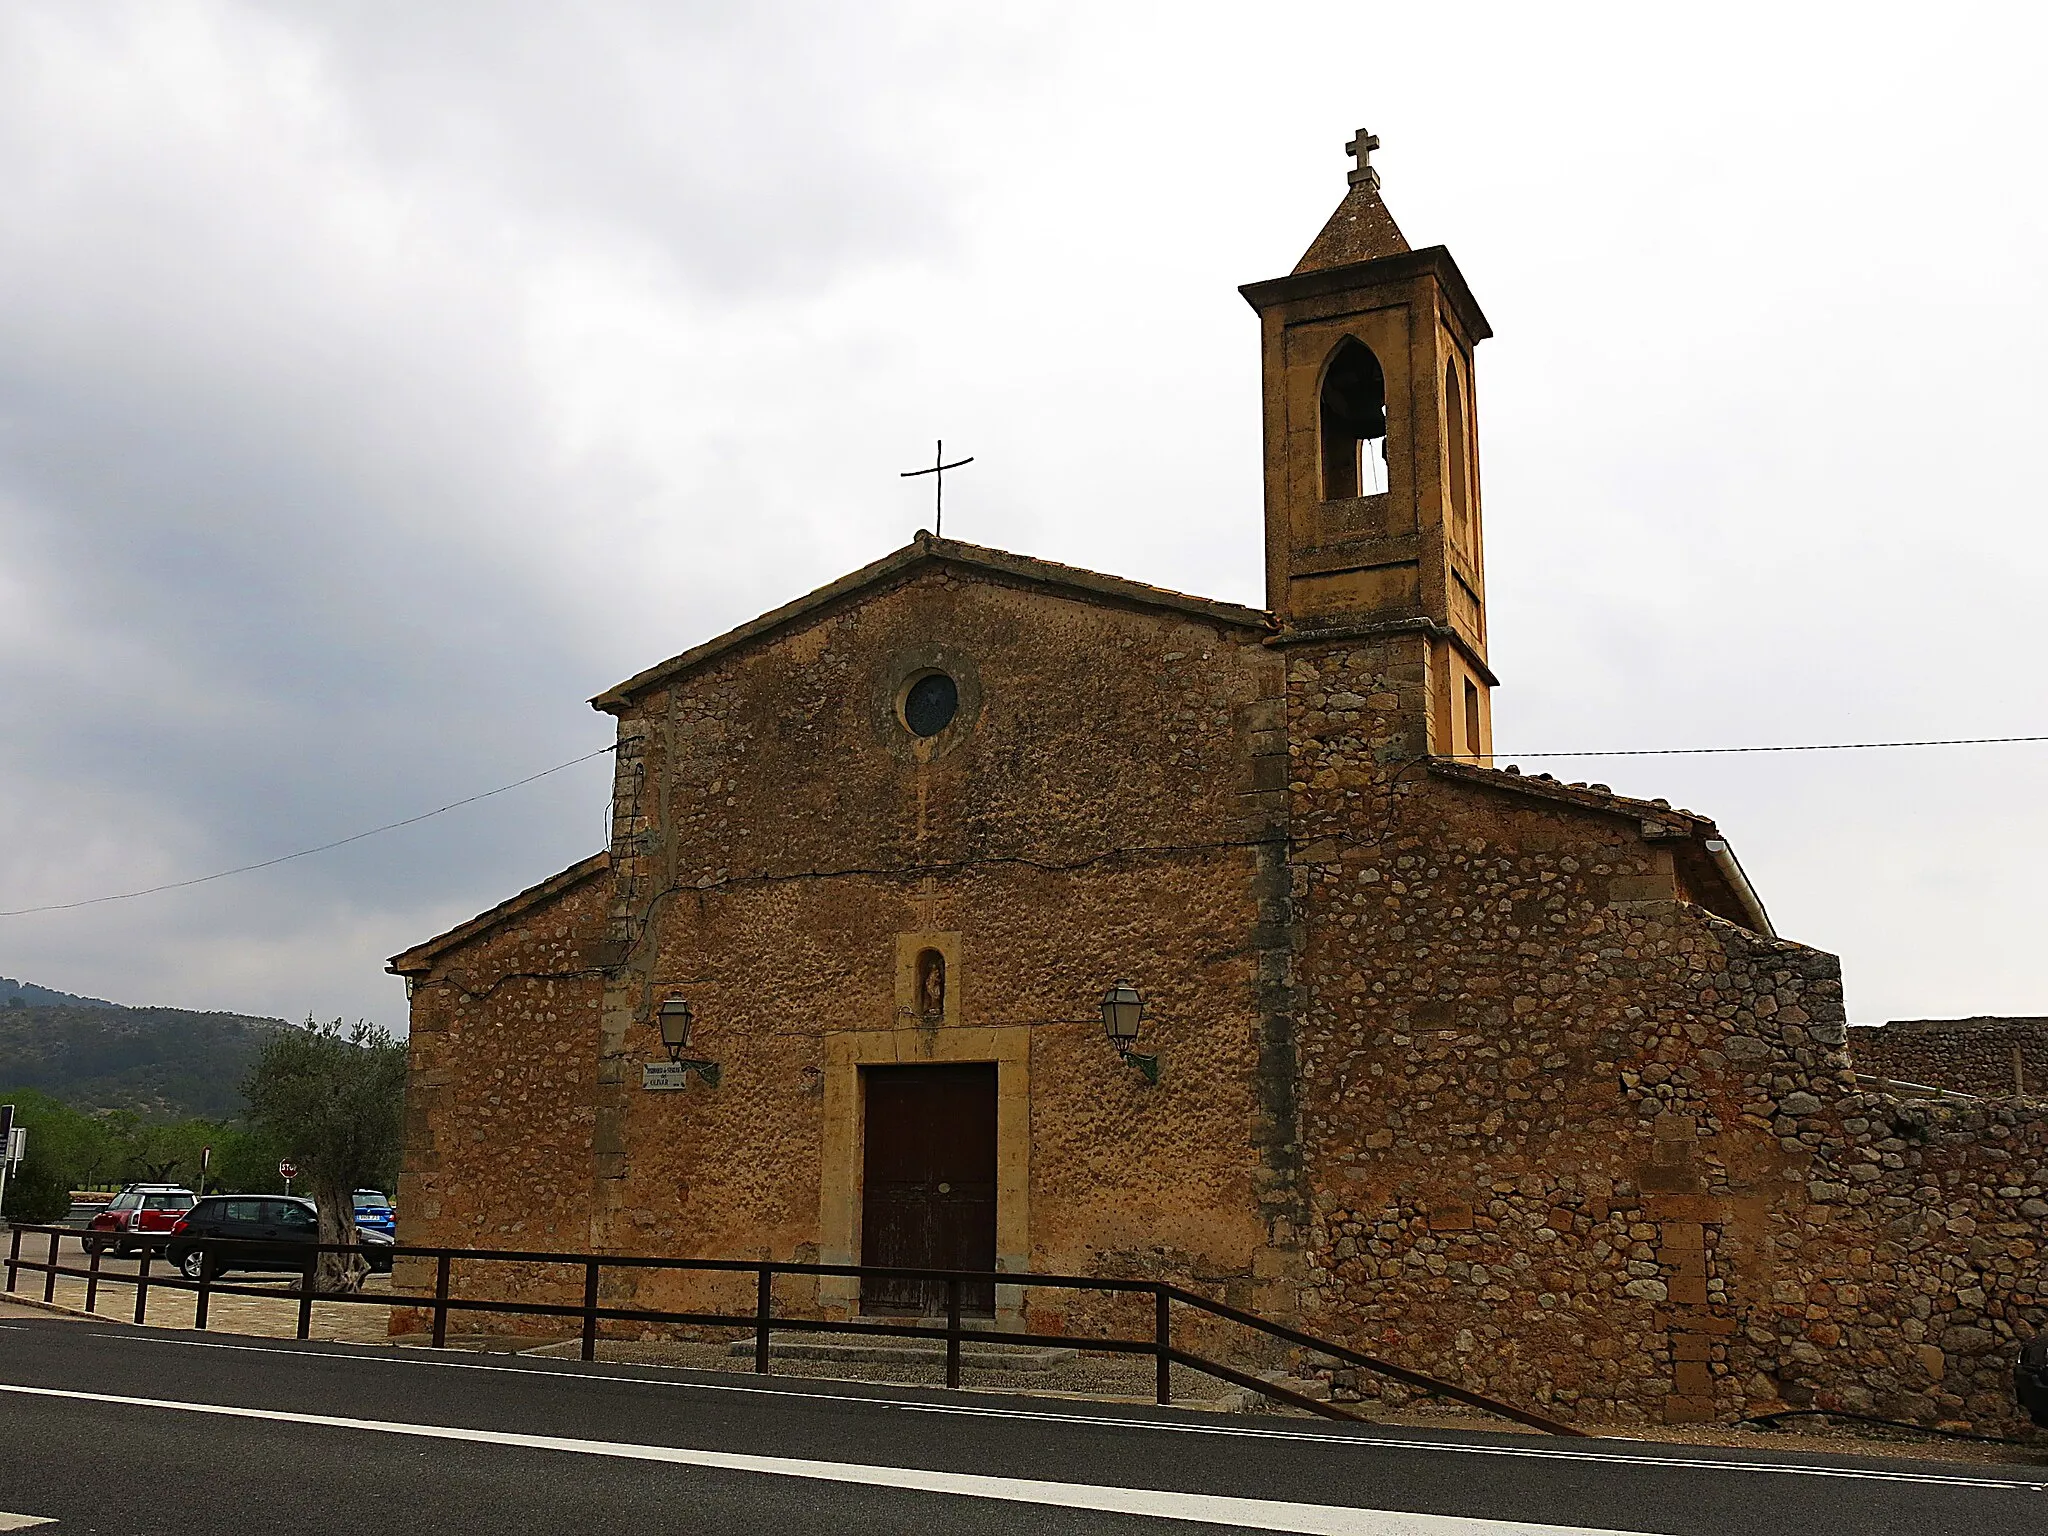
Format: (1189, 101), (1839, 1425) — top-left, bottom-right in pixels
(1445, 353), (1473, 547)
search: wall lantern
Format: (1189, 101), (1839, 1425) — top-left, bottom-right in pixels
(656, 996), (721, 1087)
(1099, 982), (1159, 1084)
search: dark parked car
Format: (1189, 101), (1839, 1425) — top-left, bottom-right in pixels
(2018, 1333), (2048, 1428)
(85, 1185), (197, 1255)
(166, 1195), (393, 1279)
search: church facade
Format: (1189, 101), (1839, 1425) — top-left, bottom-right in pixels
(391, 142), (2045, 1433)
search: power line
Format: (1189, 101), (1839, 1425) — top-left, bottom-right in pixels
(2, 730), (2039, 920)
(1456, 733), (2048, 761)
(0, 744), (617, 918)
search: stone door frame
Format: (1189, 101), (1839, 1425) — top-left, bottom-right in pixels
(817, 1024), (1030, 1323)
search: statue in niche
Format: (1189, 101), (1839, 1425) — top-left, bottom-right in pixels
(916, 949), (945, 1022)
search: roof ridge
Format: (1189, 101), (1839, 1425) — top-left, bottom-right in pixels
(1428, 758), (1720, 831)
(590, 534), (1272, 712)
(388, 850), (608, 973)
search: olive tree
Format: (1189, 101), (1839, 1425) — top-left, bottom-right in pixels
(241, 1016), (406, 1292)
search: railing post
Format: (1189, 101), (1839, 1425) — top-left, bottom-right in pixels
(945, 1276), (962, 1391)
(432, 1253), (451, 1348)
(194, 1247), (212, 1330)
(132, 1247), (152, 1325)
(43, 1230), (58, 1305)
(580, 1260), (600, 1362)
(1155, 1286), (1171, 1406)
(297, 1248), (316, 1340)
(753, 1265), (772, 1375)
(5, 1225), (20, 1292)
(85, 1242), (103, 1314)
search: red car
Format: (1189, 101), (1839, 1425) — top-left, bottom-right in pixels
(85, 1185), (198, 1256)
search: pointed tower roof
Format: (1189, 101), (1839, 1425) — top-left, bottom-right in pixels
(1293, 128), (1411, 274)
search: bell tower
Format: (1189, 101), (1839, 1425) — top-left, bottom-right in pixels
(1240, 132), (1496, 762)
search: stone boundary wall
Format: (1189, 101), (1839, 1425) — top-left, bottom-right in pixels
(1849, 1017), (2048, 1099)
(1297, 896), (2048, 1435)
(1766, 1085), (2047, 1431)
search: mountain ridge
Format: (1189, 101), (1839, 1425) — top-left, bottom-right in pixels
(0, 996), (296, 1120)
(0, 975), (119, 1009)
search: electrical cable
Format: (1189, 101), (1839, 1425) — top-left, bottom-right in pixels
(1454, 733), (2048, 760)
(0, 744), (618, 917)
(2, 730), (2042, 920)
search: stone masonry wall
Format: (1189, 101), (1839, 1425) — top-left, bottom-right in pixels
(584, 564), (1292, 1322)
(1849, 1017), (2048, 1099)
(393, 567), (2044, 1430)
(1757, 1083), (2047, 1429)
(1279, 634), (2046, 1435)
(392, 864), (611, 1329)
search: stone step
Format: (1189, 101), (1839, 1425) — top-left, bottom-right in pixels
(725, 1334), (1080, 1370)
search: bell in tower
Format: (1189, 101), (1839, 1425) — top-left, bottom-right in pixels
(1240, 130), (1496, 763)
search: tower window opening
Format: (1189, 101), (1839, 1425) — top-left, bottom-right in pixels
(1462, 679), (1483, 760)
(1446, 356), (1473, 548)
(1320, 339), (1387, 501)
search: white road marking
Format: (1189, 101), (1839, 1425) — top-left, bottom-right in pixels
(0, 1514), (57, 1529)
(0, 1380), (1651, 1536)
(77, 1329), (2048, 1493)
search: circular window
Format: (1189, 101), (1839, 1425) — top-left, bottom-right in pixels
(902, 672), (959, 737)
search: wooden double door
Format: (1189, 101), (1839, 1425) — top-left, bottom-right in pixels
(860, 1063), (997, 1316)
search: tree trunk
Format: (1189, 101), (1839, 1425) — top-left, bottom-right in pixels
(311, 1176), (366, 1295)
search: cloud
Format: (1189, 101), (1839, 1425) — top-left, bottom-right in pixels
(0, 0), (2042, 1027)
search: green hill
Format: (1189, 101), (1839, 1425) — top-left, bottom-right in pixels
(0, 975), (118, 1009)
(0, 1001), (293, 1120)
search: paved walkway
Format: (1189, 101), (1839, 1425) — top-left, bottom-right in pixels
(3, 1229), (394, 1344)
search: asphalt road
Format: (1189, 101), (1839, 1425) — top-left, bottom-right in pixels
(1, 1311), (2042, 1535)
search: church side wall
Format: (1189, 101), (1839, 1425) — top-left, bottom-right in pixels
(1280, 638), (2046, 1436)
(392, 871), (609, 1332)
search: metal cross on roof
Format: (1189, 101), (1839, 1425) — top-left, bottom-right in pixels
(1345, 128), (1381, 189)
(900, 439), (974, 538)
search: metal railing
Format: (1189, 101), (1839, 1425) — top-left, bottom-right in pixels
(3, 1223), (1584, 1436)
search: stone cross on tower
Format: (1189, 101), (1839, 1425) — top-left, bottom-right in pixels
(1345, 128), (1381, 189)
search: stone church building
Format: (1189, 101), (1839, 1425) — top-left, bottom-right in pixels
(391, 141), (2045, 1433)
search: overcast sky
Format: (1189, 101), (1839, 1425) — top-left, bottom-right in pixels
(0, 2), (2041, 1031)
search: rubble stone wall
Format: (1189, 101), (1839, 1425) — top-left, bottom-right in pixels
(392, 863), (611, 1330)
(1849, 1016), (2048, 1099)
(1760, 1087), (2047, 1430)
(583, 566), (1290, 1310)
(1279, 634), (2046, 1435)
(392, 585), (2045, 1433)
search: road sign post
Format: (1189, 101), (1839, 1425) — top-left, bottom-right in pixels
(0, 1104), (13, 1220)
(278, 1159), (297, 1196)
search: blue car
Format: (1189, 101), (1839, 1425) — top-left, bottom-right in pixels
(352, 1189), (396, 1238)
